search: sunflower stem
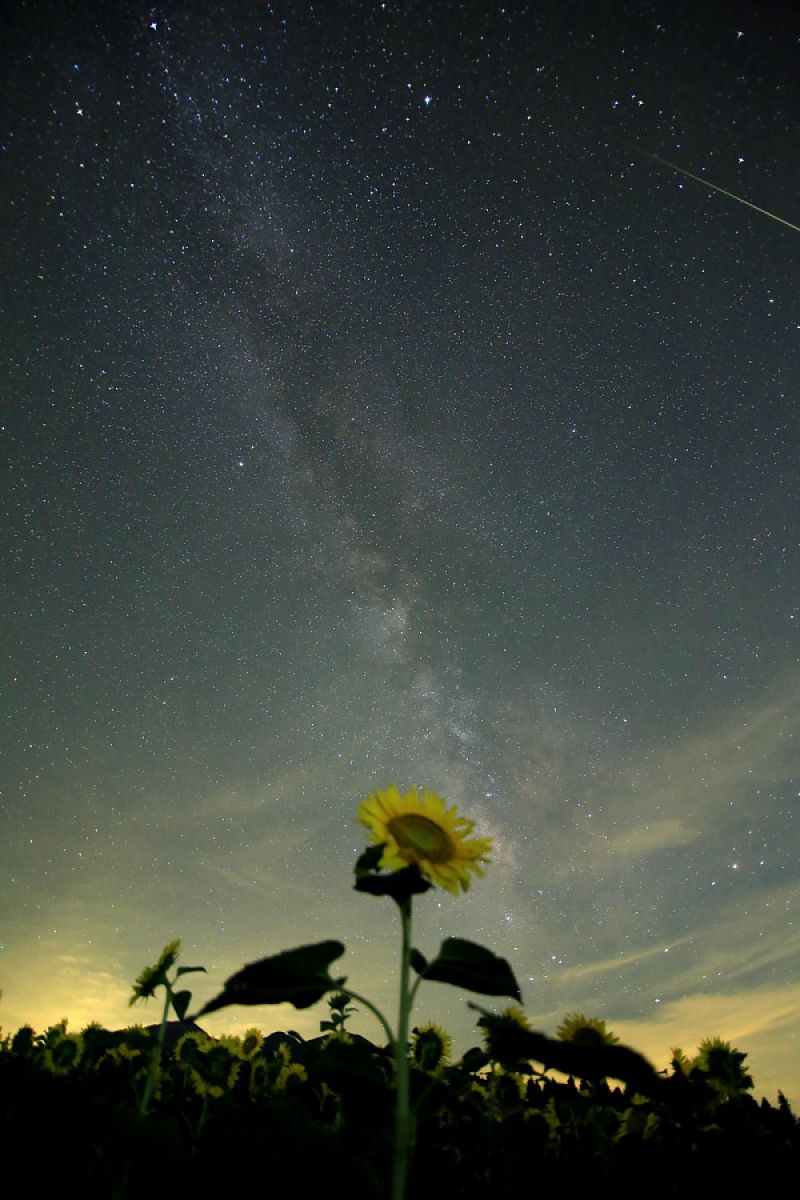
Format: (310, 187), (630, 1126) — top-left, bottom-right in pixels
(334, 987), (395, 1048)
(407, 973), (423, 1010)
(391, 896), (414, 1200)
(139, 982), (171, 1116)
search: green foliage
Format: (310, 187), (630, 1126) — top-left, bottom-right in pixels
(6, 788), (787, 1200)
(10, 1025), (36, 1056)
(129, 939), (206, 1017)
(174, 1031), (243, 1099)
(2, 1015), (797, 1199)
(129, 939), (182, 1004)
(320, 991), (358, 1035)
(129, 939), (207, 1115)
(671, 1035), (754, 1100)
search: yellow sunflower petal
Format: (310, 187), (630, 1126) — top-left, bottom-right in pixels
(357, 786), (492, 895)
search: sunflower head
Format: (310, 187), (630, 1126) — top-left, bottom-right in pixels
(10, 1026), (36, 1057)
(556, 1013), (619, 1048)
(411, 1022), (453, 1072)
(694, 1037), (754, 1097)
(500, 1004), (531, 1031)
(273, 1059), (308, 1094)
(670, 1047), (692, 1077)
(241, 1028), (265, 1059)
(477, 1005), (534, 1070)
(129, 939), (181, 1005)
(175, 1032), (243, 1099)
(42, 1031), (84, 1076)
(357, 786), (492, 897)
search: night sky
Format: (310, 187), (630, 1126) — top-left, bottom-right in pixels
(3, 1), (798, 1102)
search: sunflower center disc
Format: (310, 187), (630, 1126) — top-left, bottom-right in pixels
(387, 814), (455, 862)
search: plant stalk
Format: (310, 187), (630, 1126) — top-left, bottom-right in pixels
(335, 987), (395, 1047)
(139, 984), (171, 1116)
(391, 897), (414, 1200)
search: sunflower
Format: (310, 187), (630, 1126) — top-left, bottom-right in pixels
(500, 1003), (531, 1031)
(479, 1004), (533, 1066)
(129, 938), (181, 1004)
(357, 786), (492, 896)
(556, 1012), (619, 1048)
(411, 1022), (453, 1071)
(42, 1030), (84, 1076)
(273, 1058), (308, 1094)
(175, 1031), (243, 1099)
(240, 1027), (265, 1058)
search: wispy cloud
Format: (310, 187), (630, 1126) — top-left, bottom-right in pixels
(562, 670), (800, 878)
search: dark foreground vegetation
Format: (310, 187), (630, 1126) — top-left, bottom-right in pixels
(6, 816), (797, 1198)
(2, 1015), (797, 1199)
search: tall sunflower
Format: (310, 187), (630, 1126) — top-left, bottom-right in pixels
(358, 785), (492, 896)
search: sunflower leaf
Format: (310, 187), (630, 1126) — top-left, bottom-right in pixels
(354, 850), (433, 903)
(171, 989), (192, 1021)
(193, 941), (347, 1017)
(354, 845), (385, 873)
(409, 949), (428, 975)
(420, 937), (522, 1001)
(460, 1046), (490, 1073)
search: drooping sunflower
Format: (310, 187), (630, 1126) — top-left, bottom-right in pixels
(42, 1030), (84, 1076)
(240, 1027), (265, 1059)
(129, 938), (181, 1004)
(556, 1012), (619, 1048)
(500, 1003), (531, 1031)
(411, 1022), (453, 1071)
(357, 785), (492, 895)
(478, 1004), (532, 1067)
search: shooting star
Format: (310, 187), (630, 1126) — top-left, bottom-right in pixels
(624, 143), (800, 235)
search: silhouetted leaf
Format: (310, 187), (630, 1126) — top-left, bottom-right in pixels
(459, 1046), (490, 1073)
(420, 938), (522, 1000)
(354, 845), (432, 903)
(355, 845), (384, 872)
(175, 966), (207, 978)
(172, 990), (192, 1021)
(194, 941), (346, 1017)
(409, 948), (428, 975)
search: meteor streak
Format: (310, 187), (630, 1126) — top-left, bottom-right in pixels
(625, 143), (800, 235)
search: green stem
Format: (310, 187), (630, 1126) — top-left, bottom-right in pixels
(335, 987), (395, 1048)
(391, 898), (414, 1200)
(139, 983), (171, 1117)
(407, 973), (424, 1010)
(197, 1090), (210, 1138)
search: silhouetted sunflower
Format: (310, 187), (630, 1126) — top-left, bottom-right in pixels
(411, 1022), (453, 1071)
(358, 786), (492, 895)
(556, 1012), (619, 1047)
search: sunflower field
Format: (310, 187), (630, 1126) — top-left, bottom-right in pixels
(2, 1011), (797, 1199)
(5, 791), (797, 1195)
